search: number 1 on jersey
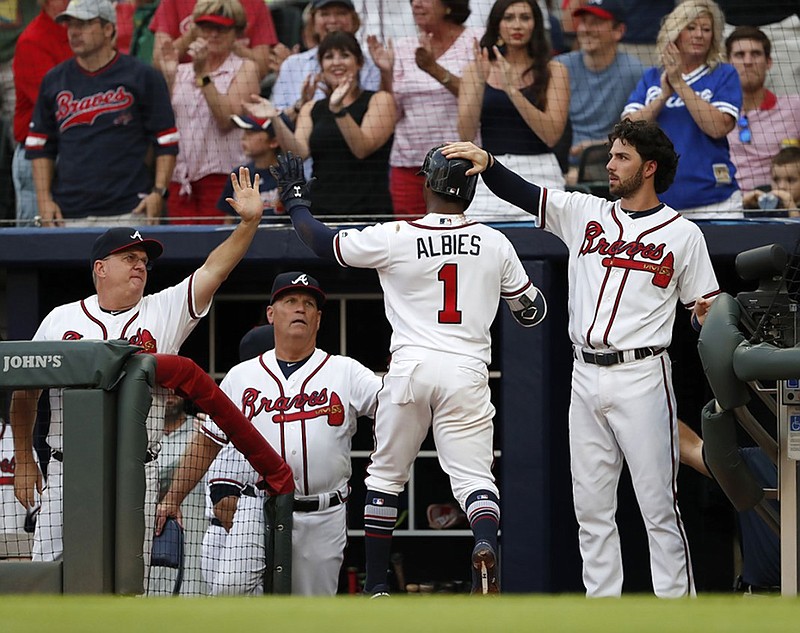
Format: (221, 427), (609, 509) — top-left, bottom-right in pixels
(438, 263), (462, 324)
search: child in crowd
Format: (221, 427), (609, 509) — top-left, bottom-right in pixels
(743, 146), (800, 217)
(216, 114), (283, 218)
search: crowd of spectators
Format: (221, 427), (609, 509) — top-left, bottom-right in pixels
(0, 0), (798, 225)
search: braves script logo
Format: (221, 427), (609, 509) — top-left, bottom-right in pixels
(128, 328), (158, 353)
(63, 331), (84, 340)
(240, 388), (344, 426)
(55, 87), (135, 131)
(580, 221), (674, 288)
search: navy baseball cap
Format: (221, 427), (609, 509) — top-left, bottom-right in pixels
(311, 0), (355, 10)
(230, 114), (275, 136)
(239, 324), (275, 362)
(573, 0), (625, 22)
(91, 227), (164, 267)
(270, 272), (326, 307)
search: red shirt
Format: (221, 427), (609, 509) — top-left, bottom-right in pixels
(12, 11), (72, 144)
(149, 0), (278, 53)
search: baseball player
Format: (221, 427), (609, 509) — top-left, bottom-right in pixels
(271, 148), (548, 596)
(10, 167), (265, 568)
(156, 272), (381, 596)
(442, 118), (720, 598)
(200, 324), (275, 589)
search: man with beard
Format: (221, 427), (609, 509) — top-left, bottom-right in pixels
(442, 119), (719, 598)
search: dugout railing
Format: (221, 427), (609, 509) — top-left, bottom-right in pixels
(0, 340), (151, 594)
(0, 341), (294, 596)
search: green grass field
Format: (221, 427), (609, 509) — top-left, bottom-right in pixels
(1, 594), (797, 633)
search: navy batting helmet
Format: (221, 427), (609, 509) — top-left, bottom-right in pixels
(418, 145), (477, 205)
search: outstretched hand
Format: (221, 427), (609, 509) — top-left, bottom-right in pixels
(269, 152), (315, 213)
(440, 141), (491, 176)
(226, 166), (263, 223)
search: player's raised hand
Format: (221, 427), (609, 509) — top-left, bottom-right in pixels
(270, 152), (314, 213)
(227, 166), (263, 223)
(440, 141), (491, 175)
(13, 453), (42, 510)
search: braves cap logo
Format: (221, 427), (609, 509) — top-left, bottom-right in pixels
(130, 230), (143, 241)
(291, 274), (310, 286)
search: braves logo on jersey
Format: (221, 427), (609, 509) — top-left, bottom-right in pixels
(0, 456), (14, 486)
(128, 328), (158, 353)
(55, 87), (134, 131)
(579, 220), (675, 288)
(240, 387), (344, 426)
(60, 327), (159, 351)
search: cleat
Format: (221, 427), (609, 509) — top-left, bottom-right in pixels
(366, 583), (391, 598)
(471, 541), (500, 595)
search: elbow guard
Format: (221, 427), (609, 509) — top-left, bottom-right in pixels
(506, 286), (547, 327)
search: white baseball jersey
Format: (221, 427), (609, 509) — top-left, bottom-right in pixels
(537, 190), (720, 351)
(333, 213), (535, 364)
(201, 348), (380, 595)
(531, 188), (717, 597)
(34, 274), (209, 452)
(29, 274), (208, 563)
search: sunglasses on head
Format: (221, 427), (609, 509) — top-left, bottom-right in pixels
(738, 114), (751, 144)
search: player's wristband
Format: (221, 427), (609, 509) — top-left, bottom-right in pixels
(691, 312), (702, 332)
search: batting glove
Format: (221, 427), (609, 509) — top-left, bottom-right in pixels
(270, 152), (314, 213)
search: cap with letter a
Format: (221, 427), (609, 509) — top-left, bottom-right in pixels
(270, 271), (326, 307)
(90, 227), (164, 267)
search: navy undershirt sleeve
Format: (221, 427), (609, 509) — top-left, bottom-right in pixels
(288, 205), (337, 260)
(481, 158), (543, 217)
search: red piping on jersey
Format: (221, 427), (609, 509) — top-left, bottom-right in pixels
(80, 299), (109, 338)
(298, 353), (332, 496)
(661, 356), (695, 591)
(538, 188), (549, 228)
(600, 212), (681, 346)
(333, 233), (348, 268)
(501, 279), (532, 299)
(0, 476), (13, 485)
(258, 351), (333, 496)
(259, 357), (288, 460)
(187, 273), (199, 319)
(120, 311), (141, 340)
(199, 425), (227, 445)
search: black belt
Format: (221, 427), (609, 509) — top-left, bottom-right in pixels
(294, 492), (344, 512)
(577, 346), (664, 367)
(240, 485), (344, 512)
(50, 448), (156, 463)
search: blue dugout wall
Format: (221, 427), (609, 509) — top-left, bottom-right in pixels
(2, 221), (799, 593)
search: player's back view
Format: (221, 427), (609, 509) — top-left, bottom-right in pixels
(335, 212), (535, 364)
(272, 146), (547, 596)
